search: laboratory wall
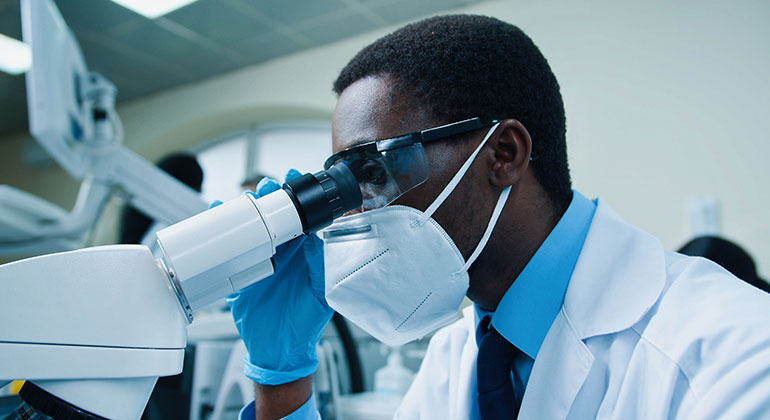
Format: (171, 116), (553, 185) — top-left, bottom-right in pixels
(1, 0), (768, 278)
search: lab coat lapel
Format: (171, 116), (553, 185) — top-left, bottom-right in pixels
(517, 309), (594, 420)
(454, 306), (479, 420)
(518, 199), (667, 420)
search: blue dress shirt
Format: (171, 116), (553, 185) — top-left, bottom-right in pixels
(240, 191), (596, 420)
(472, 190), (596, 417)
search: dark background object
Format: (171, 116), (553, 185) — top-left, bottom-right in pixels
(678, 235), (770, 294)
(141, 345), (196, 420)
(120, 153), (203, 244)
(332, 313), (364, 394)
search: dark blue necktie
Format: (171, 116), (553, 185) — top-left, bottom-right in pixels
(476, 316), (524, 420)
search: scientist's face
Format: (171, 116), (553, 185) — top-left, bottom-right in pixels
(331, 75), (496, 261)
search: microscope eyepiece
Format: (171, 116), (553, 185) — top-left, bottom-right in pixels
(283, 161), (363, 234)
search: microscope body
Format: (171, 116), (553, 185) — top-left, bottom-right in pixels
(0, 245), (186, 419)
(4, 2), (363, 415)
(0, 190), (303, 419)
(0, 164), (360, 419)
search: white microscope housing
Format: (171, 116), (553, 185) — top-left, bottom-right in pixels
(0, 164), (361, 419)
(0, 0), (363, 417)
(157, 191), (302, 321)
(0, 245), (186, 419)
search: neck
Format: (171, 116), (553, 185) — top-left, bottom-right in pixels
(467, 185), (565, 312)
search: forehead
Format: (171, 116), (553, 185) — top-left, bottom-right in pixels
(331, 75), (431, 153)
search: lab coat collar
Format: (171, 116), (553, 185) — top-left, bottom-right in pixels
(488, 191), (596, 360)
(517, 198), (666, 420)
(563, 198), (667, 340)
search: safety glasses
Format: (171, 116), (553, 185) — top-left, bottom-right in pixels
(324, 117), (501, 210)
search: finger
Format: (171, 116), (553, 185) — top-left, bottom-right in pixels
(284, 169), (302, 182)
(256, 177), (281, 197)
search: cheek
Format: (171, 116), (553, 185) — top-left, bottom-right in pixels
(434, 183), (489, 260)
(389, 182), (433, 211)
(431, 159), (494, 257)
(385, 140), (489, 256)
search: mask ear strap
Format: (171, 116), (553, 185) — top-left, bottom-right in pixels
(456, 185), (511, 274)
(417, 123), (501, 225)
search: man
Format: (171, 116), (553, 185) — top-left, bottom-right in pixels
(227, 15), (770, 419)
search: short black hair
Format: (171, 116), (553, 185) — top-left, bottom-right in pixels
(333, 14), (571, 211)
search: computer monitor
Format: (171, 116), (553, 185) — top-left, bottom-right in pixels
(2, 0), (205, 257)
(21, 0), (93, 178)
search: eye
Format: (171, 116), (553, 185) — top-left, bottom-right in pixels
(361, 159), (388, 185)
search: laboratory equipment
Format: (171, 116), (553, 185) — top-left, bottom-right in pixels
(1, 0), (363, 417)
(0, 0), (208, 257)
(0, 160), (362, 419)
(206, 340), (250, 420)
(328, 346), (415, 420)
(373, 347), (415, 395)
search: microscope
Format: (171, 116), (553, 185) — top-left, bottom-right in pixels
(0, 163), (362, 419)
(0, 1), (362, 418)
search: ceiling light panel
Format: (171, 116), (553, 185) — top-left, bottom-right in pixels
(110, 0), (200, 19)
(0, 33), (31, 75)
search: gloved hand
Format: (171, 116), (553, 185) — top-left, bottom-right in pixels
(226, 169), (333, 385)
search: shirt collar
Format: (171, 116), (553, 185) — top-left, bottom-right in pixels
(474, 190), (596, 359)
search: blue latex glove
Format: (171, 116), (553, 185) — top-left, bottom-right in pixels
(226, 169), (333, 385)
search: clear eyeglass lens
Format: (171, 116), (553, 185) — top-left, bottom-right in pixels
(333, 143), (430, 210)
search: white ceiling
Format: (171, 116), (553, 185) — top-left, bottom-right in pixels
(0, 0), (483, 137)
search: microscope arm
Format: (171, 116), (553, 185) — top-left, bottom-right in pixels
(0, 144), (208, 257)
(100, 147), (208, 225)
(0, 178), (111, 254)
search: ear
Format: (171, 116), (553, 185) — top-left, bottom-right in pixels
(485, 119), (532, 188)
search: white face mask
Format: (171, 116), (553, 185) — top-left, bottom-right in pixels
(322, 124), (510, 346)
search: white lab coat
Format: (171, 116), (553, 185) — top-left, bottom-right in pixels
(396, 198), (770, 420)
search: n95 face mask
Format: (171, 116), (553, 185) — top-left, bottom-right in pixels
(322, 123), (511, 346)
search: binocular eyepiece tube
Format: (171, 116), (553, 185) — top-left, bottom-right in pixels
(155, 162), (362, 320)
